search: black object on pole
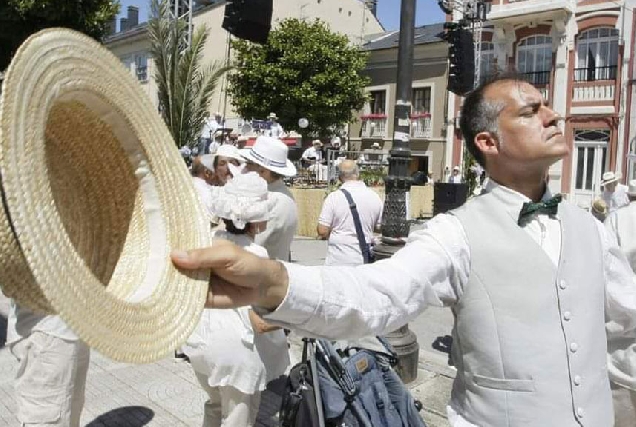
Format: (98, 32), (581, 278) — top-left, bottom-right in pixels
(373, 0), (419, 384)
(222, 0), (273, 44)
(443, 22), (475, 96)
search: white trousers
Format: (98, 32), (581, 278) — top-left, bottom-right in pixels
(10, 332), (90, 427)
(195, 372), (261, 427)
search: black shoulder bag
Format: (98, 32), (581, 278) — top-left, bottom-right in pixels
(340, 188), (375, 264)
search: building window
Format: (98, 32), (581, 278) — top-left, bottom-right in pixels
(517, 35), (552, 86)
(412, 87), (431, 113)
(575, 27), (619, 81)
(369, 90), (386, 115)
(135, 53), (148, 82)
(479, 41), (495, 84)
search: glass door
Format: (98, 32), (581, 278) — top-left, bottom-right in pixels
(571, 130), (609, 209)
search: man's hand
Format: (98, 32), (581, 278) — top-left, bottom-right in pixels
(171, 240), (289, 310)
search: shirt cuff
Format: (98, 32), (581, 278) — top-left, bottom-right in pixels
(258, 262), (323, 328)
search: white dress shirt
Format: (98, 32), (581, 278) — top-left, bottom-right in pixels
(301, 146), (322, 162)
(263, 180), (636, 426)
(603, 184), (630, 213)
(266, 123), (285, 138)
(319, 180), (383, 266)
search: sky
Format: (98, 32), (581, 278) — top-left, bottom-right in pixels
(115, 0), (445, 32)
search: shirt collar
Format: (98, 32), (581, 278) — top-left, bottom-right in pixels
(483, 179), (555, 221)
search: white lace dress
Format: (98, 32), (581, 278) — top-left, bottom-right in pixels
(182, 230), (290, 394)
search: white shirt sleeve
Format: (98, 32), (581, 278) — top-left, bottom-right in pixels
(318, 193), (335, 227)
(263, 214), (469, 339)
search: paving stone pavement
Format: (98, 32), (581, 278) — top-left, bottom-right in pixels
(0, 238), (453, 426)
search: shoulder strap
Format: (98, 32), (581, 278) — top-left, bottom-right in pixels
(340, 188), (372, 263)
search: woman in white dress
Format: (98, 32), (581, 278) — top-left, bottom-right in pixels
(183, 168), (290, 427)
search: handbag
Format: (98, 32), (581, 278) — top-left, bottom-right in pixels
(340, 188), (375, 264)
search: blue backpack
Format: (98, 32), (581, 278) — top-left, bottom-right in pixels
(280, 337), (427, 427)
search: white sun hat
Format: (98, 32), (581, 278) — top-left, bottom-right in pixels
(601, 171), (621, 186)
(240, 136), (297, 177)
(0, 29), (210, 363)
(210, 169), (269, 229)
(214, 144), (245, 164)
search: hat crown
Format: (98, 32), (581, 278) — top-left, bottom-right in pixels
(211, 171), (269, 228)
(216, 144), (244, 161)
(251, 136), (289, 169)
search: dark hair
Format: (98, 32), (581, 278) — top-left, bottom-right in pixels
(460, 72), (527, 167)
(223, 218), (249, 234)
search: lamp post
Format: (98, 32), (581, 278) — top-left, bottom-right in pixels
(373, 0), (419, 384)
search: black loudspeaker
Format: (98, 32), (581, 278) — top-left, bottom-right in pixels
(222, 0), (273, 44)
(434, 182), (469, 215)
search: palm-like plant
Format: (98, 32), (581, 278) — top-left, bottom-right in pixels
(148, 0), (228, 148)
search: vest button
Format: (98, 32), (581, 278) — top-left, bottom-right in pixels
(570, 342), (579, 353)
(559, 280), (567, 290)
(573, 375), (581, 385)
(577, 407), (584, 418)
(563, 311), (571, 321)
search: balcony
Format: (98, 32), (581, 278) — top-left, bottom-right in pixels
(572, 66), (617, 102)
(522, 70), (550, 101)
(361, 114), (388, 139)
(135, 66), (148, 82)
(488, 0), (574, 23)
(410, 113), (432, 139)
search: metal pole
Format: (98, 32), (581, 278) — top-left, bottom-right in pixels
(373, 0), (419, 384)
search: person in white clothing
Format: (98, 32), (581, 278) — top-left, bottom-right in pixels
(601, 171), (630, 214)
(265, 113), (284, 138)
(301, 140), (323, 163)
(604, 180), (636, 425)
(240, 136), (298, 262)
(182, 169), (289, 427)
(317, 160), (382, 266)
(172, 76), (636, 427)
(210, 144), (245, 186)
(7, 303), (90, 427)
(191, 155), (217, 218)
(448, 166), (462, 183)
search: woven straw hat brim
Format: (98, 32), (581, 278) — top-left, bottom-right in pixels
(0, 29), (211, 363)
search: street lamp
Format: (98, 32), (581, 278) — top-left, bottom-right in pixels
(372, 0), (419, 384)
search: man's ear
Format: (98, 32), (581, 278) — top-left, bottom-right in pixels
(474, 131), (499, 158)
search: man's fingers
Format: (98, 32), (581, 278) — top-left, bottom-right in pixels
(171, 240), (235, 270)
(205, 280), (259, 309)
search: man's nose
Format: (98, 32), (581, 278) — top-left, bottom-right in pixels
(541, 106), (563, 126)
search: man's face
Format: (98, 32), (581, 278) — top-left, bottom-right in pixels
(605, 181), (618, 192)
(214, 156), (240, 185)
(484, 81), (568, 174)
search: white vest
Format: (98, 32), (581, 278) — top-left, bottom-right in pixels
(452, 194), (613, 426)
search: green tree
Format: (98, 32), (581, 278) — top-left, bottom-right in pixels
(148, 0), (228, 148)
(0, 0), (120, 71)
(228, 18), (370, 138)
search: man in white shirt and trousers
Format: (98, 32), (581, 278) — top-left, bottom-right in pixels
(317, 160), (383, 266)
(173, 75), (636, 426)
(265, 113), (285, 139)
(601, 171), (630, 214)
(7, 304), (90, 427)
(604, 180), (636, 425)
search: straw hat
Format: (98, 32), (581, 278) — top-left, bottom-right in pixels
(601, 171), (621, 186)
(240, 136), (297, 177)
(591, 198), (608, 217)
(312, 139), (323, 147)
(0, 29), (211, 363)
(210, 169), (269, 229)
(268, 112), (278, 120)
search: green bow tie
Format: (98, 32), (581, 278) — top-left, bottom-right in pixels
(518, 194), (562, 225)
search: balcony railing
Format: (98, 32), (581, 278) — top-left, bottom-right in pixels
(136, 66), (148, 82)
(523, 70), (550, 86)
(572, 83), (615, 102)
(574, 65), (617, 82)
(410, 113), (432, 139)
(361, 114), (387, 139)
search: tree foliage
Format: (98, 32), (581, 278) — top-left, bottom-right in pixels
(0, 0), (120, 71)
(228, 18), (370, 138)
(148, 0), (229, 148)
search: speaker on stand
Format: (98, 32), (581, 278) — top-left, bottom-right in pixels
(222, 0), (274, 44)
